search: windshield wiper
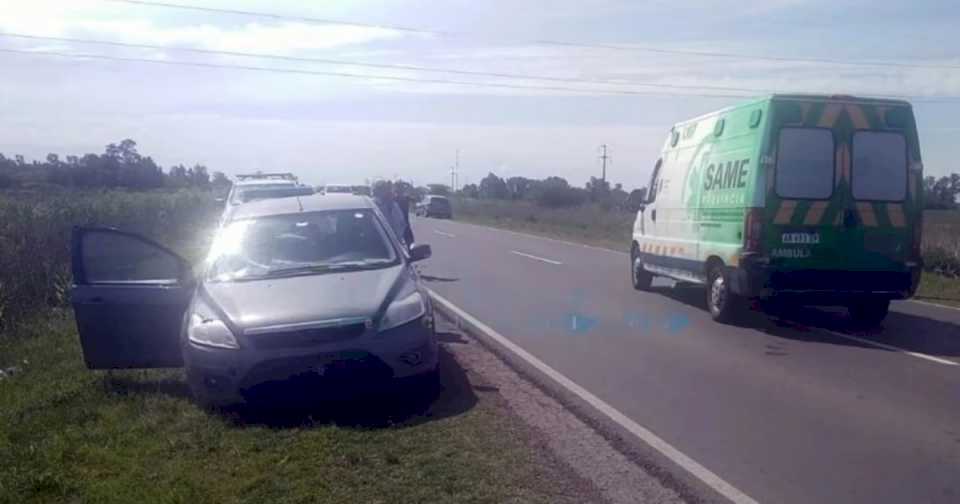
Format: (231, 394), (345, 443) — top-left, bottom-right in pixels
(263, 260), (392, 278)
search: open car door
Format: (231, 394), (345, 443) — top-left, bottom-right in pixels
(70, 227), (194, 369)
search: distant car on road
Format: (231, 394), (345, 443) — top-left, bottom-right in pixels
(321, 184), (353, 195)
(417, 195), (452, 219)
(69, 193), (438, 407)
(631, 94), (922, 326)
(221, 173), (312, 225)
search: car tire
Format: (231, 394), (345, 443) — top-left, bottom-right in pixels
(631, 246), (653, 291)
(848, 298), (889, 327)
(407, 368), (440, 396)
(707, 264), (743, 323)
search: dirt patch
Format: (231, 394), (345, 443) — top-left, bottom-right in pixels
(437, 319), (686, 504)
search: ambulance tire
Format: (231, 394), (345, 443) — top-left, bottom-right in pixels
(631, 247), (653, 291)
(707, 264), (744, 323)
(847, 298), (889, 327)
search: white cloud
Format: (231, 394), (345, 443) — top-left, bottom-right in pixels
(0, 0), (406, 54)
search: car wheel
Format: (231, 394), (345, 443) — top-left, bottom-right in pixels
(707, 264), (743, 323)
(848, 298), (889, 328)
(631, 246), (652, 290)
(407, 368), (440, 397)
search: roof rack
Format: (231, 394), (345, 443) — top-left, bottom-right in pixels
(236, 172), (298, 181)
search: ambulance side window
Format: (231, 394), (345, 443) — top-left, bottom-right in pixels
(647, 159), (663, 203)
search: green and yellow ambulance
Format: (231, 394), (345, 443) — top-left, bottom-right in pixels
(630, 94), (923, 325)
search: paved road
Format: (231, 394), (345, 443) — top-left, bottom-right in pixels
(412, 217), (960, 504)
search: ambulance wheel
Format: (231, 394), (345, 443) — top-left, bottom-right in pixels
(848, 298), (889, 328)
(707, 265), (743, 323)
(631, 247), (653, 291)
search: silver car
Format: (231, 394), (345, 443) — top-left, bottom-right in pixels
(70, 193), (438, 407)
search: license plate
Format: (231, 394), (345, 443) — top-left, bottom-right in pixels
(782, 232), (820, 244)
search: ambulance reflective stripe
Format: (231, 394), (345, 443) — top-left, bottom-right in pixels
(818, 103), (844, 127)
(774, 200), (798, 225)
(857, 202), (879, 227)
(844, 104), (870, 130)
(835, 143), (851, 184)
(803, 201), (829, 225)
(886, 203), (906, 228)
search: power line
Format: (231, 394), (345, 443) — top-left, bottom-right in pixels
(108, 0), (960, 71)
(7, 32), (960, 103)
(0, 47), (754, 98)
(0, 32), (780, 95)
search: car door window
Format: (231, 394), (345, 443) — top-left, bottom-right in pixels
(81, 231), (181, 284)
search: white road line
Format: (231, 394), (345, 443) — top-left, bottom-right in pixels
(433, 230), (456, 238)
(908, 299), (960, 313)
(427, 289), (759, 504)
(510, 250), (563, 265)
(823, 330), (958, 366)
(449, 220), (629, 255)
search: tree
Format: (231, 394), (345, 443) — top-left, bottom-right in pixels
(924, 175), (960, 209)
(211, 171), (231, 189)
(585, 176), (611, 202)
(427, 184), (450, 196)
(460, 183), (479, 199)
(532, 176), (584, 207)
(189, 164), (210, 189)
(479, 172), (508, 199)
(506, 176), (531, 200)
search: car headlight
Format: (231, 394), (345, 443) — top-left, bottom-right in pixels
(380, 288), (427, 331)
(188, 313), (239, 349)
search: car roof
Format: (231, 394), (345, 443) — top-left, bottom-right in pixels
(230, 193), (375, 220)
(234, 179), (298, 188)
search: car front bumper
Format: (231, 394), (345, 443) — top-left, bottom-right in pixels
(184, 317), (439, 406)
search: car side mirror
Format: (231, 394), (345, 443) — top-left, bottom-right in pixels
(409, 243), (432, 262)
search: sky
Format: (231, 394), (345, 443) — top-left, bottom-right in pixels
(1, 0), (960, 190)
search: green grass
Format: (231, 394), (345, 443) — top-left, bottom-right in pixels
(0, 189), (572, 503)
(0, 312), (563, 504)
(452, 198), (632, 252)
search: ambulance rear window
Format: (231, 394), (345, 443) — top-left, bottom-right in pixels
(776, 128), (834, 199)
(852, 131), (907, 201)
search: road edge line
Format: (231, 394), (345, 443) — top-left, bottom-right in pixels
(822, 330), (958, 366)
(427, 288), (759, 504)
(908, 299), (960, 313)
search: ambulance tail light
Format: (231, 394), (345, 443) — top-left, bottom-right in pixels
(744, 208), (765, 253)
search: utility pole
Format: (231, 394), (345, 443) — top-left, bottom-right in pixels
(450, 149), (460, 192)
(599, 144), (610, 184)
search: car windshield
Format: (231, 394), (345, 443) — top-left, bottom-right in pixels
(206, 209), (397, 281)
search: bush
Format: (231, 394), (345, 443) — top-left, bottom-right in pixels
(0, 189), (219, 333)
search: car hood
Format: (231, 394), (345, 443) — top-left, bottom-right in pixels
(202, 264), (406, 332)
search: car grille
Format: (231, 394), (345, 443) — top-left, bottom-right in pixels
(248, 323), (367, 350)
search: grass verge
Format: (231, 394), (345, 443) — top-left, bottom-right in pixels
(0, 311), (574, 504)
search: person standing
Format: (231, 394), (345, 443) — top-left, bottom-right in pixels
(395, 186), (415, 245)
(372, 181), (409, 245)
